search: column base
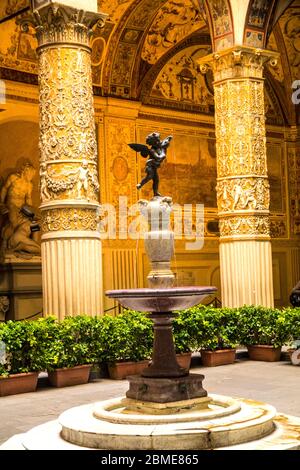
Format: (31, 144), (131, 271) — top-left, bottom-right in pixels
(220, 239), (274, 307)
(42, 232), (103, 319)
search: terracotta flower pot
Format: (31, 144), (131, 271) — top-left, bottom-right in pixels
(108, 360), (150, 380)
(0, 372), (39, 397)
(48, 365), (92, 388)
(176, 352), (192, 371)
(201, 349), (236, 367)
(247, 345), (282, 362)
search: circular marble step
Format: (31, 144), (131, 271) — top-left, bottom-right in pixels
(59, 394), (276, 450)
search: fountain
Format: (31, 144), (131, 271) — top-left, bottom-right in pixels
(1, 133), (300, 450)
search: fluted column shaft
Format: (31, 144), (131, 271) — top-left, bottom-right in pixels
(199, 47), (279, 307)
(31, 2), (107, 318)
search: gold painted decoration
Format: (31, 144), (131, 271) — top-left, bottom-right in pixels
(41, 207), (98, 232)
(151, 46), (213, 109)
(141, 0), (206, 65)
(219, 215), (270, 239)
(97, 0), (133, 24)
(217, 178), (270, 214)
(30, 2), (107, 234)
(198, 47), (278, 240)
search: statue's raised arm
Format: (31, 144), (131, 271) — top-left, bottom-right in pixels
(128, 132), (173, 198)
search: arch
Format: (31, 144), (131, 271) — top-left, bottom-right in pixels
(201, 0), (234, 51)
(101, 0), (168, 97)
(243, 0), (278, 48)
(139, 33), (213, 114)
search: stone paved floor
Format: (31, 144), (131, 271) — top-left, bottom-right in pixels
(0, 358), (299, 445)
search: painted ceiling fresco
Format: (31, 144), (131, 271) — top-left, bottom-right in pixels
(141, 0), (207, 65)
(0, 0), (299, 123)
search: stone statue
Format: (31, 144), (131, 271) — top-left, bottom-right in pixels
(6, 206), (40, 258)
(0, 163), (40, 258)
(128, 132), (173, 197)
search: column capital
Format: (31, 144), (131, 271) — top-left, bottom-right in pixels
(198, 46), (279, 82)
(27, 1), (107, 49)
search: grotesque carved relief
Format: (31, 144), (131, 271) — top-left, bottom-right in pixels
(219, 215), (270, 238)
(141, 0), (206, 65)
(41, 207), (99, 232)
(42, 161), (99, 202)
(38, 46), (99, 204)
(217, 178), (270, 213)
(32, 3), (104, 235)
(151, 46), (213, 109)
(199, 48), (277, 239)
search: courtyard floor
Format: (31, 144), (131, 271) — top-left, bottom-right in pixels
(0, 357), (299, 446)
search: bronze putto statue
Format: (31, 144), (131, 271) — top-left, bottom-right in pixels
(128, 132), (173, 197)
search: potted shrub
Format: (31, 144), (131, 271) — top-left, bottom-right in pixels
(238, 306), (292, 362)
(174, 306), (238, 367)
(199, 307), (238, 367)
(46, 316), (96, 387)
(173, 311), (196, 371)
(0, 318), (52, 396)
(105, 310), (153, 380)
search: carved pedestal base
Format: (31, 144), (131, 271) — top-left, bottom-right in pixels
(126, 374), (207, 404)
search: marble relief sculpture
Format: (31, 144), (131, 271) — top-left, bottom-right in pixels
(0, 163), (41, 259)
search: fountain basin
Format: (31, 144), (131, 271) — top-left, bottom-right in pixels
(106, 286), (217, 312)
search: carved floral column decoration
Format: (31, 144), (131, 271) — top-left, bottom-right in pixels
(199, 47), (279, 307)
(28, 1), (107, 318)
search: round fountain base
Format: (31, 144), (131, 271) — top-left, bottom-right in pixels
(126, 374), (207, 403)
(2, 394), (300, 450)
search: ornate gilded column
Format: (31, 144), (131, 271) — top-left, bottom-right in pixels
(29, 1), (107, 319)
(199, 47), (278, 307)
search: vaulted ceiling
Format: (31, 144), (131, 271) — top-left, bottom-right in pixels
(0, 0), (299, 125)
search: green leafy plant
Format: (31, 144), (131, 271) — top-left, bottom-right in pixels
(0, 317), (55, 377)
(238, 306), (292, 348)
(46, 316), (99, 371)
(174, 306), (239, 352)
(104, 310), (153, 363)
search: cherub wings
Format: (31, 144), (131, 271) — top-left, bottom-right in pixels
(128, 143), (151, 158)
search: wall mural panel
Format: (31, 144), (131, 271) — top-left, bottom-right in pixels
(266, 143), (285, 213)
(0, 17), (38, 74)
(141, 43), (213, 113)
(279, 4), (300, 84)
(0, 0), (29, 22)
(137, 126), (217, 207)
